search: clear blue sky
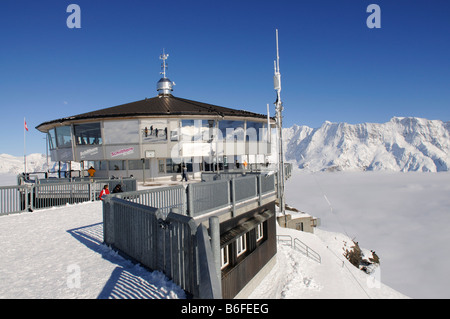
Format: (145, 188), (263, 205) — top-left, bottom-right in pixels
(1, 0), (449, 156)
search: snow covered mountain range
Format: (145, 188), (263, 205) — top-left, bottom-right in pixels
(1, 117), (449, 175)
(284, 117), (450, 172)
(0, 153), (78, 175)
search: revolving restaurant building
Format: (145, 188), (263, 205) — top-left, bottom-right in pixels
(36, 54), (275, 180)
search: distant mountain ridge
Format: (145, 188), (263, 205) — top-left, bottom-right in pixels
(1, 117), (449, 175)
(284, 117), (450, 172)
(0, 153), (77, 175)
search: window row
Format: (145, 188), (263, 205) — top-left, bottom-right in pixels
(47, 120), (268, 150)
(88, 156), (268, 174)
(221, 223), (265, 270)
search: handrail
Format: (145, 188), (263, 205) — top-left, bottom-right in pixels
(294, 238), (321, 264)
(277, 234), (321, 264)
(276, 234), (293, 246)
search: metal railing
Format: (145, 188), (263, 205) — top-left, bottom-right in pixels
(103, 197), (221, 299)
(0, 178), (137, 216)
(187, 179), (230, 217)
(277, 234), (321, 264)
(0, 185), (32, 215)
(2, 170), (274, 219)
(33, 181), (92, 209)
(106, 173), (276, 219)
(112, 185), (186, 218)
(187, 173), (276, 217)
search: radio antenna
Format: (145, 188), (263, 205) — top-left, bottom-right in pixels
(273, 29), (286, 218)
(160, 49), (169, 78)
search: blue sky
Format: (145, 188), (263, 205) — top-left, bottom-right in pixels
(1, 0), (449, 156)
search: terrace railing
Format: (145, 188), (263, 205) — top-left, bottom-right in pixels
(112, 185), (186, 218)
(2, 172), (275, 219)
(0, 185), (33, 216)
(103, 197), (222, 299)
(0, 178), (137, 215)
(187, 173), (276, 218)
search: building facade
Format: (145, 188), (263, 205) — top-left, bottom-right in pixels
(36, 55), (275, 180)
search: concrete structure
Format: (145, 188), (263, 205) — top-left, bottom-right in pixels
(277, 213), (320, 233)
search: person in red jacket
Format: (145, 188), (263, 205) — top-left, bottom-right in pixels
(99, 185), (110, 200)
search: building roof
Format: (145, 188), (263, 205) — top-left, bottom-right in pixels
(36, 95), (270, 132)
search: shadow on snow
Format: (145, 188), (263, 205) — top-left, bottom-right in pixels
(67, 222), (183, 299)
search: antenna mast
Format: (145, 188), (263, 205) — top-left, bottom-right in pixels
(273, 29), (286, 217)
(156, 49), (174, 96)
(160, 49), (169, 78)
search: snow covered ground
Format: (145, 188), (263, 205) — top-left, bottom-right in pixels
(0, 200), (186, 299)
(3, 169), (444, 299)
(250, 225), (406, 299)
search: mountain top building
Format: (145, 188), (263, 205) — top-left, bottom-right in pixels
(36, 53), (275, 180)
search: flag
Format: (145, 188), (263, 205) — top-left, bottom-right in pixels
(24, 119), (28, 131)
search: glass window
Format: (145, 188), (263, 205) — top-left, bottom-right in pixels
(109, 160), (125, 171)
(170, 130), (179, 141)
(48, 129), (57, 150)
(181, 119), (206, 141)
(181, 120), (213, 142)
(158, 159), (165, 173)
(221, 246), (229, 269)
(181, 120), (194, 141)
(219, 120), (244, 141)
(166, 158), (181, 173)
(256, 223), (264, 242)
(166, 158), (173, 173)
(236, 233), (247, 257)
(169, 120), (179, 141)
(202, 120), (215, 142)
(94, 160), (107, 171)
(246, 121), (264, 142)
(141, 120), (168, 143)
(74, 123), (102, 145)
(128, 159), (148, 170)
(55, 126), (72, 148)
(104, 120), (139, 144)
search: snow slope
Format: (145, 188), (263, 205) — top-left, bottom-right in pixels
(284, 117), (450, 172)
(250, 225), (406, 299)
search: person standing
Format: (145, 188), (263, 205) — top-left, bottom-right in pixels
(181, 163), (188, 181)
(88, 166), (96, 177)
